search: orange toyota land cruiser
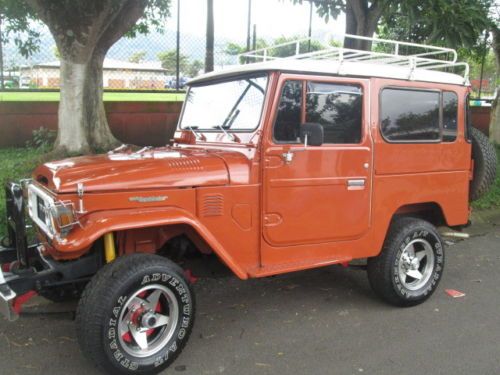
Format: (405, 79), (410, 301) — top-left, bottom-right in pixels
(0, 36), (497, 374)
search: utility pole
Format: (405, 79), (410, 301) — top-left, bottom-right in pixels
(205, 0), (214, 73)
(246, 0), (252, 64)
(252, 24), (257, 51)
(175, 0), (181, 90)
(478, 31), (488, 99)
(308, 0), (313, 53)
(252, 24), (257, 64)
(0, 14), (4, 90)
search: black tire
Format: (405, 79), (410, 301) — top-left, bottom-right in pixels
(470, 127), (497, 201)
(76, 254), (195, 375)
(367, 217), (444, 307)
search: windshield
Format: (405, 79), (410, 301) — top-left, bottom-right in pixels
(180, 74), (268, 131)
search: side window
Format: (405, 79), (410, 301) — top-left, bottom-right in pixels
(306, 82), (362, 144)
(273, 80), (302, 143)
(442, 91), (458, 142)
(380, 88), (440, 142)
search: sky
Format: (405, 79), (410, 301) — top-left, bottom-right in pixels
(168, 0), (346, 43)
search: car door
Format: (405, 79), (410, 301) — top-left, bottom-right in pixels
(263, 74), (372, 247)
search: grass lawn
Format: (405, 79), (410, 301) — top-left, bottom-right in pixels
(0, 91), (185, 102)
(472, 145), (500, 210)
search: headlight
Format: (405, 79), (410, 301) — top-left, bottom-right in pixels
(27, 183), (78, 239)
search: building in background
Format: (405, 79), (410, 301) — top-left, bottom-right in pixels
(20, 59), (168, 89)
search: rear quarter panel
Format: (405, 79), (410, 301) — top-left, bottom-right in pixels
(368, 78), (471, 253)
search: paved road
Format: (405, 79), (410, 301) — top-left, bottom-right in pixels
(1, 218), (499, 375)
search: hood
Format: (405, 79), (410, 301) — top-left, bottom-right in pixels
(33, 147), (249, 193)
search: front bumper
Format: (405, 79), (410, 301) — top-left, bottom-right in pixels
(0, 182), (101, 321)
(0, 266), (17, 321)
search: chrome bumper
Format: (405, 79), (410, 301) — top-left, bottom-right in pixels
(0, 267), (18, 321)
(0, 182), (102, 321)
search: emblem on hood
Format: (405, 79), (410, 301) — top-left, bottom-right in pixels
(129, 196), (168, 203)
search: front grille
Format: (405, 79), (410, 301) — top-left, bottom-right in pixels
(36, 195), (47, 223)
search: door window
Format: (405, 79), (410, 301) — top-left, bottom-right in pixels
(306, 82), (362, 144)
(273, 80), (303, 143)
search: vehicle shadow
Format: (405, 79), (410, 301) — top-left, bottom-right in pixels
(2, 263), (385, 375)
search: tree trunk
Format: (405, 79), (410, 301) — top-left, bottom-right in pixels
(25, 0), (149, 154)
(489, 27), (500, 145)
(343, 0), (387, 51)
(344, 2), (358, 49)
(491, 95), (500, 145)
(56, 52), (118, 154)
(205, 0), (214, 73)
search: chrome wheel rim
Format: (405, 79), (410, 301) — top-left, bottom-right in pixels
(398, 239), (435, 291)
(118, 284), (179, 358)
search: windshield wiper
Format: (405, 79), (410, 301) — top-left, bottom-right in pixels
(222, 83), (252, 129)
(213, 124), (236, 141)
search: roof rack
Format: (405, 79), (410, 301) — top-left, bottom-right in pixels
(238, 34), (469, 84)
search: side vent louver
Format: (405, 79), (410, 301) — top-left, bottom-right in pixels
(200, 194), (224, 217)
(168, 158), (203, 171)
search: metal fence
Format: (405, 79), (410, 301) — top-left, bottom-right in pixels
(0, 0), (322, 92)
(0, 0), (496, 95)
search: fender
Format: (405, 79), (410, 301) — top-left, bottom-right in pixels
(48, 206), (249, 279)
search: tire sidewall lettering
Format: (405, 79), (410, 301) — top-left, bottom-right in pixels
(105, 270), (193, 372)
(392, 229), (444, 300)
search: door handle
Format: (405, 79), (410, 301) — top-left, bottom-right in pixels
(347, 179), (366, 190)
(347, 179), (365, 187)
(282, 151), (294, 164)
(282, 148), (307, 164)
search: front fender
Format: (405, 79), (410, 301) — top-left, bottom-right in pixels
(49, 207), (249, 279)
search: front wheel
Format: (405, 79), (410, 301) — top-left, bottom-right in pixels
(367, 217), (445, 307)
(76, 253), (195, 375)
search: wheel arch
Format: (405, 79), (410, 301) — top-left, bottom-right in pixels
(392, 201), (448, 227)
(52, 207), (249, 279)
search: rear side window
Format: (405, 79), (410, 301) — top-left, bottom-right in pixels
(380, 88), (440, 142)
(274, 80), (303, 143)
(442, 91), (458, 142)
(306, 82), (362, 144)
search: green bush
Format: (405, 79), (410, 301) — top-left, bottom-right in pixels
(0, 148), (46, 239)
(26, 127), (57, 151)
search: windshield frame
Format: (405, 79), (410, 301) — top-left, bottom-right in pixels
(179, 73), (269, 133)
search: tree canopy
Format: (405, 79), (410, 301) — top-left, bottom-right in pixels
(157, 50), (189, 74)
(293, 0), (493, 51)
(1, 0), (171, 153)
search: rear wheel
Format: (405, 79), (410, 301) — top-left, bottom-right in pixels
(367, 217), (444, 307)
(76, 253), (195, 375)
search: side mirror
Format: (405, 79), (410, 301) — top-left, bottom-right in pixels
(300, 123), (324, 147)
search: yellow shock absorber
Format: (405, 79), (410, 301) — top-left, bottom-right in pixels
(104, 232), (116, 263)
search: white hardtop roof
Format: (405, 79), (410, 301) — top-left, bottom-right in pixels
(190, 59), (467, 86)
(191, 34), (469, 87)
